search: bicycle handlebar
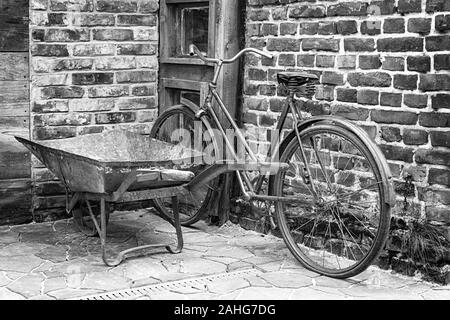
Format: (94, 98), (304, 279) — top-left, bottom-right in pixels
(189, 44), (274, 64)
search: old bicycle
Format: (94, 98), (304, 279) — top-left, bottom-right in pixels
(150, 44), (395, 279)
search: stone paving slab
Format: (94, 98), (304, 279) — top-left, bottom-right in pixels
(0, 209), (447, 300)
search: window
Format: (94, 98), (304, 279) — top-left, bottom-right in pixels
(181, 5), (209, 56)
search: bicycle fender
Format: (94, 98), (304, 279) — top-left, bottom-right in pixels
(278, 116), (396, 207)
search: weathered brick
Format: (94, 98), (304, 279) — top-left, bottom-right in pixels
(336, 88), (357, 103)
(88, 85), (129, 98)
(408, 18), (432, 35)
(426, 206), (450, 224)
(336, 55), (356, 69)
(299, 22), (318, 35)
(95, 0), (138, 13)
(344, 38), (375, 51)
(318, 22), (337, 35)
(416, 149), (450, 166)
(357, 90), (379, 105)
(302, 38), (340, 52)
(31, 44), (69, 57)
(382, 57), (405, 71)
(289, 5), (326, 18)
(131, 85), (155, 97)
(379, 144), (414, 162)
(419, 187), (450, 206)
(330, 105), (370, 121)
(95, 112), (136, 124)
(133, 28), (157, 41)
(435, 14), (450, 32)
(259, 84), (277, 96)
(404, 94), (428, 108)
(248, 9), (270, 21)
(72, 14), (115, 26)
(419, 74), (450, 91)
(72, 43), (115, 56)
(40, 86), (84, 99)
(72, 73), (114, 85)
(336, 20), (358, 35)
(407, 56), (431, 73)
(117, 43), (156, 55)
(69, 99), (115, 112)
(377, 37), (423, 52)
(381, 127), (402, 143)
(316, 55), (335, 67)
(93, 29), (134, 41)
(426, 0), (450, 13)
(32, 101), (69, 113)
(429, 168), (450, 187)
(403, 129), (429, 145)
(380, 92), (402, 107)
(116, 70), (155, 83)
(280, 23), (297, 35)
(53, 58), (93, 71)
(116, 97), (156, 110)
(267, 38), (300, 52)
(361, 21), (381, 35)
(50, 0), (93, 12)
(117, 14), (157, 26)
(432, 94), (450, 110)
(34, 113), (91, 127)
(248, 68), (267, 81)
(315, 85), (334, 101)
(278, 54), (295, 66)
(419, 112), (450, 127)
(431, 131), (450, 148)
(31, 0), (48, 10)
(297, 54), (315, 67)
(383, 18), (405, 34)
(359, 55), (381, 69)
(44, 29), (90, 42)
(426, 35), (450, 51)
(247, 23), (261, 37)
(272, 7), (288, 20)
(348, 72), (392, 87)
(95, 57), (136, 70)
(393, 74), (418, 90)
(435, 54), (450, 71)
(372, 110), (418, 125)
(261, 23), (277, 36)
(33, 126), (77, 140)
(398, 0), (422, 13)
(327, 2), (368, 16)
(322, 71), (344, 86)
(368, 0), (396, 15)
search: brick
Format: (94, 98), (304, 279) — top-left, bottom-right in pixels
(116, 70), (155, 83)
(31, 44), (69, 57)
(330, 105), (369, 121)
(318, 22), (337, 35)
(426, 206), (450, 224)
(431, 131), (450, 147)
(31, 0), (48, 10)
(117, 43), (156, 55)
(72, 14), (115, 26)
(248, 69), (267, 81)
(393, 74), (418, 90)
(261, 23), (278, 36)
(432, 94), (450, 110)
(133, 28), (157, 41)
(435, 54), (450, 71)
(72, 73), (114, 85)
(403, 129), (429, 145)
(95, 112), (136, 124)
(372, 110), (418, 125)
(247, 24), (261, 37)
(419, 188), (450, 205)
(259, 115), (276, 127)
(33, 126), (77, 140)
(336, 88), (357, 103)
(40, 86), (84, 99)
(93, 29), (134, 41)
(302, 38), (340, 52)
(297, 54), (315, 67)
(45, 13), (69, 26)
(269, 99), (284, 113)
(33, 74), (70, 86)
(407, 56), (431, 73)
(336, 20), (358, 35)
(259, 84), (277, 96)
(383, 18), (405, 33)
(369, 0), (396, 15)
(87, 85), (129, 98)
(52, 58), (93, 71)
(244, 98), (268, 112)
(377, 38), (423, 52)
(336, 55), (356, 69)
(248, 9), (270, 21)
(419, 113), (450, 127)
(32, 101), (69, 113)
(267, 38), (300, 52)
(316, 55), (335, 68)
(426, 0), (450, 12)
(408, 18), (432, 35)
(322, 72), (344, 86)
(116, 97), (156, 110)
(32, 29), (45, 42)
(344, 38), (375, 51)
(280, 23), (297, 35)
(50, 0), (93, 12)
(379, 144), (414, 162)
(272, 7), (288, 20)
(44, 29), (90, 42)
(278, 54), (295, 66)
(426, 35), (450, 51)
(348, 72), (392, 87)
(398, 0), (422, 13)
(404, 94), (428, 108)
(95, 57), (136, 70)
(419, 74), (450, 91)
(69, 99), (114, 112)
(327, 2), (368, 16)
(131, 85), (155, 97)
(359, 55), (381, 69)
(416, 149), (450, 166)
(361, 21), (381, 35)
(382, 57), (404, 71)
(34, 113), (91, 127)
(429, 168), (450, 187)
(357, 90), (379, 105)
(299, 22), (318, 35)
(315, 85), (334, 101)
(380, 92), (402, 107)
(117, 14), (157, 26)
(289, 5), (326, 18)
(72, 43), (115, 56)
(381, 127), (402, 142)
(95, 0), (138, 13)
(435, 14), (450, 32)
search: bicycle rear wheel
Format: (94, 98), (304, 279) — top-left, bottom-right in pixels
(149, 105), (220, 226)
(273, 123), (391, 278)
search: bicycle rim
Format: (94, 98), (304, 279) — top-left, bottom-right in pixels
(274, 124), (390, 278)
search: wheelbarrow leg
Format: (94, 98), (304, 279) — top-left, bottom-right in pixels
(166, 196), (184, 254)
(99, 199), (125, 267)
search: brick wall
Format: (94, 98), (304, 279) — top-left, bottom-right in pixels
(241, 0), (450, 231)
(29, 0), (159, 221)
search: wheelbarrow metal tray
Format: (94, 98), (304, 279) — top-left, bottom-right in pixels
(16, 130), (203, 194)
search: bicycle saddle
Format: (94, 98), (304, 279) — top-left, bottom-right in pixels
(277, 72), (319, 88)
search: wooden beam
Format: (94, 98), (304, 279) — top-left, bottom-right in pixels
(0, 53), (29, 81)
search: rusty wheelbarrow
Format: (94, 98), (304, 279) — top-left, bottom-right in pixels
(16, 130), (284, 267)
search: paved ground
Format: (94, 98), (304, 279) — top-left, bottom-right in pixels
(0, 209), (448, 300)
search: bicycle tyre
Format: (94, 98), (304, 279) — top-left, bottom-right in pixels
(273, 123), (391, 278)
(149, 105), (220, 226)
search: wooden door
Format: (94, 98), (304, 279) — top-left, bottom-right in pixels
(0, 0), (32, 225)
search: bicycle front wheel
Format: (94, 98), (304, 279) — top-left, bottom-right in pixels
(273, 123), (391, 278)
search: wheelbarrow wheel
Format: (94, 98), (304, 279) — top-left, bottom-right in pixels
(72, 199), (111, 237)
